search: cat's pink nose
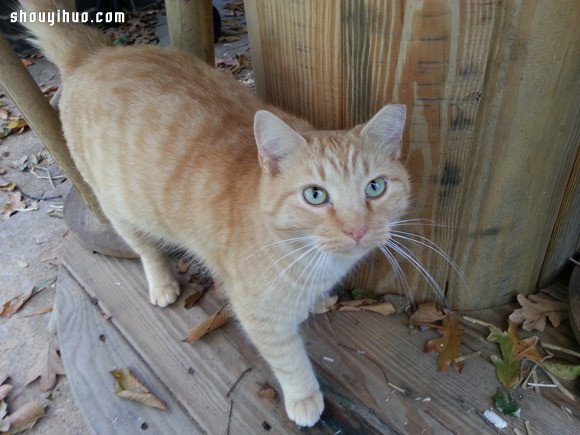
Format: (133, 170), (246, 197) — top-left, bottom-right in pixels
(344, 226), (368, 243)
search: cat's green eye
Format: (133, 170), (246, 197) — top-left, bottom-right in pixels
(303, 186), (329, 205)
(365, 177), (387, 198)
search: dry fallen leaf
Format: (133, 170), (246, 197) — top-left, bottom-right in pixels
(0, 384), (11, 401)
(257, 384), (277, 399)
(0, 192), (27, 219)
(312, 295), (338, 314)
(110, 368), (167, 410)
(1, 276), (54, 318)
(22, 304), (53, 318)
(424, 313), (463, 372)
(487, 321), (543, 388)
(183, 306), (229, 342)
(4, 401), (45, 433)
(359, 302), (396, 316)
(218, 35), (240, 42)
(410, 302), (448, 326)
(1, 286), (35, 318)
(0, 118), (28, 139)
(26, 336), (65, 391)
(184, 290), (204, 309)
(0, 108), (9, 120)
(509, 293), (569, 332)
(0, 181), (15, 192)
(21, 59), (34, 67)
(38, 245), (64, 266)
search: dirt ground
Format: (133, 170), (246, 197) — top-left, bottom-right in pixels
(0, 2), (252, 433)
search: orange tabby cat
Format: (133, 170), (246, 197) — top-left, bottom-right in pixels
(22, 0), (410, 427)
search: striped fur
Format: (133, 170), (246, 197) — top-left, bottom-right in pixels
(21, 0), (410, 427)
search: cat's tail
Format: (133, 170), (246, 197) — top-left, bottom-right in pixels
(19, 0), (111, 74)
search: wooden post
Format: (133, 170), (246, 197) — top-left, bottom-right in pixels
(246, 0), (580, 309)
(164, 0), (214, 65)
(0, 33), (108, 223)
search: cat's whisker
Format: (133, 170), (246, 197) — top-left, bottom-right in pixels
(378, 245), (411, 300)
(389, 231), (467, 285)
(386, 218), (452, 229)
(384, 239), (448, 306)
(244, 236), (318, 265)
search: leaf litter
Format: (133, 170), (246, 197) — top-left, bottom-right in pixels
(0, 378), (45, 434)
(110, 368), (167, 410)
(509, 293), (569, 332)
(487, 321), (543, 389)
(424, 312), (464, 372)
(26, 336), (65, 391)
(0, 276), (57, 317)
(183, 306), (230, 342)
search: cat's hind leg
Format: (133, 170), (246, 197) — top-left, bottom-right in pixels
(110, 221), (180, 307)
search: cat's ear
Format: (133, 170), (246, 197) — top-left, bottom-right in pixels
(254, 110), (306, 175)
(360, 104), (406, 158)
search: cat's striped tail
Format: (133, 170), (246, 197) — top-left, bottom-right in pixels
(19, 0), (111, 74)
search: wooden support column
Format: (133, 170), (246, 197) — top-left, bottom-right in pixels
(246, 0), (580, 310)
(0, 32), (108, 223)
(164, 0), (214, 65)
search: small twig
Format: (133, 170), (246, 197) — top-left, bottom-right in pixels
(30, 166), (65, 188)
(387, 382), (406, 394)
(532, 369), (541, 396)
(226, 400), (233, 435)
(337, 342), (389, 384)
(453, 351), (481, 363)
(560, 405), (573, 422)
(569, 257), (580, 266)
(226, 367), (252, 398)
(527, 383), (557, 388)
(461, 316), (497, 329)
(541, 343), (580, 359)
(18, 189), (62, 202)
(539, 365), (576, 401)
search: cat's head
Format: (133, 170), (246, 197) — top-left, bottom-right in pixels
(254, 104), (410, 260)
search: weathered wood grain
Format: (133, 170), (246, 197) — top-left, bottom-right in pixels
(246, 0), (343, 128)
(60, 237), (579, 433)
(164, 0), (214, 64)
(245, 0), (580, 310)
(539, 148), (580, 287)
(56, 267), (198, 434)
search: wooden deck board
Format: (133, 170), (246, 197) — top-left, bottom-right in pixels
(59, 236), (580, 434)
(56, 267), (199, 434)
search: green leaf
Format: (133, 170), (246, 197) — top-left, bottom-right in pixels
(494, 388), (521, 417)
(487, 323), (520, 388)
(351, 288), (380, 301)
(541, 360), (580, 381)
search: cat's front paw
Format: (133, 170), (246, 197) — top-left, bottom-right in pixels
(149, 282), (180, 307)
(285, 390), (324, 427)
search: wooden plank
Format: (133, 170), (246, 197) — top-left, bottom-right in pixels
(164, 0), (214, 65)
(62, 236), (382, 433)
(61, 237), (579, 433)
(56, 267), (198, 434)
(0, 33), (107, 223)
(538, 148), (580, 286)
(245, 0), (343, 129)
(245, 0), (580, 309)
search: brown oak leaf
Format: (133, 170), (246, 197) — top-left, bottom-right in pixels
(26, 336), (65, 391)
(509, 293), (569, 331)
(424, 313), (463, 372)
